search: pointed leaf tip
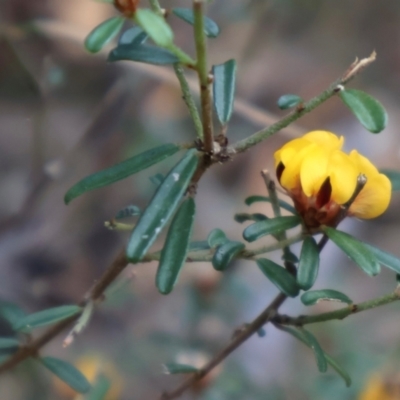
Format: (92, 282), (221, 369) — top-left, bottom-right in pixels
(212, 59), (237, 125)
(297, 237), (320, 291)
(40, 357), (91, 394)
(323, 227), (380, 276)
(257, 258), (299, 297)
(156, 198), (196, 294)
(339, 88), (387, 133)
(126, 149), (198, 263)
(64, 144), (180, 204)
(85, 17), (125, 54)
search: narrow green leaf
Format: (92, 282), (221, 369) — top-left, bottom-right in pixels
(14, 305), (81, 332)
(108, 44), (179, 65)
(126, 149), (198, 262)
(156, 198), (196, 294)
(256, 258), (299, 297)
(339, 89), (388, 133)
(324, 353), (352, 387)
(86, 374), (111, 400)
(323, 227), (380, 276)
(0, 337), (19, 349)
(135, 9), (174, 48)
(119, 27), (148, 46)
(212, 241), (245, 271)
(64, 144), (180, 204)
(278, 325), (327, 373)
(297, 237), (320, 290)
(188, 241), (210, 251)
(277, 94), (303, 110)
(234, 213), (268, 223)
(244, 195), (297, 214)
(364, 243), (400, 274)
(381, 169), (400, 191)
(40, 357), (91, 394)
(207, 228), (228, 248)
(212, 59), (237, 125)
(243, 216), (301, 242)
(0, 301), (26, 327)
(163, 362), (199, 374)
(301, 289), (353, 306)
(172, 8), (220, 38)
(85, 17), (125, 53)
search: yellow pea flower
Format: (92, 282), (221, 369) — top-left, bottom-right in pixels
(274, 131), (391, 228)
(358, 374), (400, 400)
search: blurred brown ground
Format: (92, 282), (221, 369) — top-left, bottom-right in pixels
(1, 1), (400, 399)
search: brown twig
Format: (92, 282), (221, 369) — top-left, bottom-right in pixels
(160, 292), (287, 400)
(0, 249), (129, 372)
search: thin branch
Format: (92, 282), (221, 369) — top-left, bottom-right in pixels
(274, 289), (400, 326)
(173, 63), (204, 139)
(160, 292), (287, 400)
(230, 53), (377, 154)
(0, 249), (129, 372)
(193, 0), (214, 153)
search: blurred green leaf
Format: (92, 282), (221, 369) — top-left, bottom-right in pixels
(212, 59), (237, 125)
(244, 195), (296, 214)
(85, 17), (125, 53)
(234, 213), (268, 223)
(108, 44), (179, 64)
(115, 205), (141, 220)
(301, 289), (353, 306)
(297, 237), (320, 290)
(135, 9), (174, 48)
(40, 357), (91, 394)
(14, 305), (81, 332)
(381, 169), (400, 191)
(172, 8), (220, 38)
(212, 241), (245, 271)
(119, 26), (148, 46)
(85, 374), (111, 400)
(65, 144), (180, 204)
(339, 89), (387, 133)
(207, 228), (228, 248)
(156, 198), (196, 294)
(277, 94), (303, 110)
(364, 243), (400, 274)
(256, 258), (299, 297)
(163, 362), (199, 374)
(324, 353), (352, 387)
(243, 216), (301, 242)
(0, 337), (19, 349)
(126, 149), (198, 262)
(323, 227), (380, 276)
(0, 301), (26, 327)
(278, 325), (327, 372)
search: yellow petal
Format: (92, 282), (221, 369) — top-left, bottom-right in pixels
(300, 146), (331, 197)
(274, 137), (310, 168)
(280, 142), (316, 190)
(349, 173), (391, 219)
(349, 150), (379, 176)
(328, 151), (359, 204)
(302, 130), (344, 150)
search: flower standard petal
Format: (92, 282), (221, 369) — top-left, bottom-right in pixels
(302, 130), (344, 150)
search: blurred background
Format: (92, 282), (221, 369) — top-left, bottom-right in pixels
(1, 0), (400, 399)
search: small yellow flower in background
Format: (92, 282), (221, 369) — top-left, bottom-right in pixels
(358, 373), (400, 400)
(53, 355), (122, 400)
(274, 130), (391, 228)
